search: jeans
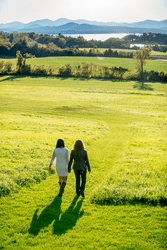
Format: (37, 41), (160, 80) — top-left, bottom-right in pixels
(74, 170), (87, 195)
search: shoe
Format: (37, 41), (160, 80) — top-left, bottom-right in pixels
(58, 182), (66, 197)
(81, 192), (85, 198)
(76, 189), (81, 196)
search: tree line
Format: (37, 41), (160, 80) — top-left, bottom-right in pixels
(0, 31), (167, 58)
(0, 32), (133, 58)
(0, 50), (166, 82)
(0, 31), (131, 49)
(124, 33), (167, 52)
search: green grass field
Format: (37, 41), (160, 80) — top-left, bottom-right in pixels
(0, 73), (167, 249)
(1, 56), (167, 74)
(79, 48), (167, 59)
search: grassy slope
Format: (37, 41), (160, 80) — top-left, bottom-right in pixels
(0, 76), (167, 249)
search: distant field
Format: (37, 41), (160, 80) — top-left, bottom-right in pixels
(150, 50), (167, 59)
(1, 56), (167, 74)
(79, 48), (167, 59)
(79, 48), (136, 53)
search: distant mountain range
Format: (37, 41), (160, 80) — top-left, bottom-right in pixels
(0, 18), (167, 34)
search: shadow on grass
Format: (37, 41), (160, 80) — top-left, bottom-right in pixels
(0, 74), (89, 82)
(133, 81), (154, 90)
(53, 196), (84, 235)
(28, 195), (84, 236)
(0, 75), (19, 82)
(0, 74), (42, 82)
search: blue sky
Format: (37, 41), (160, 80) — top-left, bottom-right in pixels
(0, 0), (167, 24)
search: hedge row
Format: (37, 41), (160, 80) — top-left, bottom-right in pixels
(0, 56), (167, 82)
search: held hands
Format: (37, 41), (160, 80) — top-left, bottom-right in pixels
(49, 164), (52, 173)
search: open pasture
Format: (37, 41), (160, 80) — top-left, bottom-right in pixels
(80, 48), (167, 59)
(1, 56), (167, 74)
(0, 75), (167, 249)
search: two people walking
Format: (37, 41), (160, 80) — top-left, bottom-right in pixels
(49, 139), (91, 197)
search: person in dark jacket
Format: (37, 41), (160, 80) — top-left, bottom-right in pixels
(68, 140), (91, 198)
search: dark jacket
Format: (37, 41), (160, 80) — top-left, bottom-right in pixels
(68, 149), (91, 172)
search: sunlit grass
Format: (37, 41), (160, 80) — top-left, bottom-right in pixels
(0, 112), (107, 195)
(91, 121), (167, 206)
(0, 75), (167, 249)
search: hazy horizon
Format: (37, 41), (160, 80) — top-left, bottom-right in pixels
(0, 0), (167, 24)
(0, 17), (167, 25)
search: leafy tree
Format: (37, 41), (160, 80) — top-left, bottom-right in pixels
(9, 33), (14, 43)
(48, 42), (59, 51)
(16, 50), (24, 73)
(133, 48), (152, 79)
(16, 50), (31, 74)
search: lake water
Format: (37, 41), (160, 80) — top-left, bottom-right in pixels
(61, 33), (129, 40)
(54, 33), (145, 47)
(154, 59), (167, 61)
(55, 33), (141, 41)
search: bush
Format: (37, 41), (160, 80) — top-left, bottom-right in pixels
(59, 64), (73, 77)
(143, 70), (167, 82)
(32, 65), (47, 76)
(80, 63), (93, 78)
(0, 60), (14, 74)
(4, 61), (13, 73)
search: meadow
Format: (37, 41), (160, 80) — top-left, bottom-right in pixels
(2, 56), (167, 75)
(0, 66), (167, 249)
(79, 49), (167, 60)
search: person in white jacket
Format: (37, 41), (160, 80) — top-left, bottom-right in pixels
(49, 139), (69, 197)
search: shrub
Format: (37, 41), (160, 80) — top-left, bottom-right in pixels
(16, 50), (31, 74)
(103, 66), (110, 78)
(59, 64), (73, 77)
(32, 65), (47, 76)
(4, 61), (13, 73)
(143, 70), (167, 82)
(80, 63), (93, 78)
(0, 60), (14, 74)
(0, 60), (5, 73)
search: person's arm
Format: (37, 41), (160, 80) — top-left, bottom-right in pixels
(49, 149), (56, 172)
(68, 151), (73, 173)
(49, 163), (52, 172)
(85, 151), (91, 173)
(65, 148), (69, 165)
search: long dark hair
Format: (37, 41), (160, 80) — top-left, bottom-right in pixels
(74, 140), (85, 151)
(56, 139), (65, 148)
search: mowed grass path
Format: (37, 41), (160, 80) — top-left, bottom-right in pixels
(0, 75), (167, 249)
